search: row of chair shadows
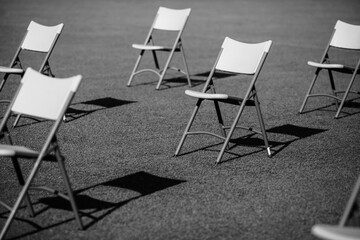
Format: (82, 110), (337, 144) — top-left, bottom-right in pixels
(0, 42), (356, 236)
(0, 7), (359, 240)
(0, 171), (185, 239)
(0, 67), (344, 240)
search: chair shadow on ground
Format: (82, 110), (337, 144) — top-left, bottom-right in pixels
(176, 124), (327, 163)
(225, 124), (327, 162)
(128, 75), (204, 90)
(193, 71), (237, 79)
(11, 97), (136, 127)
(65, 97), (136, 122)
(128, 70), (236, 90)
(264, 123), (327, 156)
(2, 171), (185, 239)
(299, 96), (360, 119)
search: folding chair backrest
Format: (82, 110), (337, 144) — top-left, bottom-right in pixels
(215, 37), (272, 75)
(11, 68), (81, 121)
(330, 20), (360, 50)
(21, 21), (64, 53)
(153, 7), (191, 31)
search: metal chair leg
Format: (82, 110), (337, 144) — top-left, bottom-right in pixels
(156, 50), (176, 90)
(11, 157), (35, 217)
(340, 175), (360, 226)
(174, 100), (202, 156)
(334, 71), (358, 119)
(180, 46), (191, 87)
(127, 51), (145, 87)
(55, 149), (83, 230)
(299, 69), (321, 113)
(0, 156), (43, 240)
(253, 93), (271, 157)
(216, 102), (247, 164)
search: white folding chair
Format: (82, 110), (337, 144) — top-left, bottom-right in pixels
(0, 68), (83, 239)
(127, 7), (192, 90)
(0, 21), (64, 127)
(299, 20), (360, 118)
(175, 37), (272, 164)
(312, 174), (360, 240)
(0, 21), (64, 90)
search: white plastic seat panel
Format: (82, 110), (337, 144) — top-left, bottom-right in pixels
(0, 144), (38, 158)
(307, 61), (345, 69)
(0, 66), (24, 74)
(185, 89), (243, 101)
(312, 224), (360, 240)
(132, 44), (169, 51)
(185, 90), (229, 100)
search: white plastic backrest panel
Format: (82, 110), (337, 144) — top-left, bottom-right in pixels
(330, 20), (360, 49)
(12, 68), (82, 121)
(21, 21), (64, 52)
(216, 37), (272, 74)
(153, 7), (191, 31)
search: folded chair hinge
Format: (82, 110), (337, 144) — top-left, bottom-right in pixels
(323, 54), (330, 63)
(12, 57), (22, 69)
(41, 62), (54, 77)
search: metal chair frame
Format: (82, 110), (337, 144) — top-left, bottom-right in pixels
(175, 37), (272, 164)
(0, 21), (64, 127)
(127, 7), (192, 90)
(0, 68), (83, 240)
(299, 20), (360, 119)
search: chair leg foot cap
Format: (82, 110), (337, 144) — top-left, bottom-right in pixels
(266, 148), (272, 158)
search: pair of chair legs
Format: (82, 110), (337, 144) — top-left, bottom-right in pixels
(299, 63), (360, 119)
(174, 38), (273, 164)
(0, 141), (83, 239)
(175, 88), (272, 164)
(127, 42), (191, 90)
(127, 7), (192, 90)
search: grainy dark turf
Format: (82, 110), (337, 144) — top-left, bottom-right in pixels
(1, 0), (360, 239)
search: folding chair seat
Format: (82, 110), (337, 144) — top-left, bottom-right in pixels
(174, 37), (273, 164)
(299, 20), (360, 118)
(0, 68), (83, 239)
(312, 173), (360, 240)
(127, 7), (192, 90)
(0, 21), (64, 126)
